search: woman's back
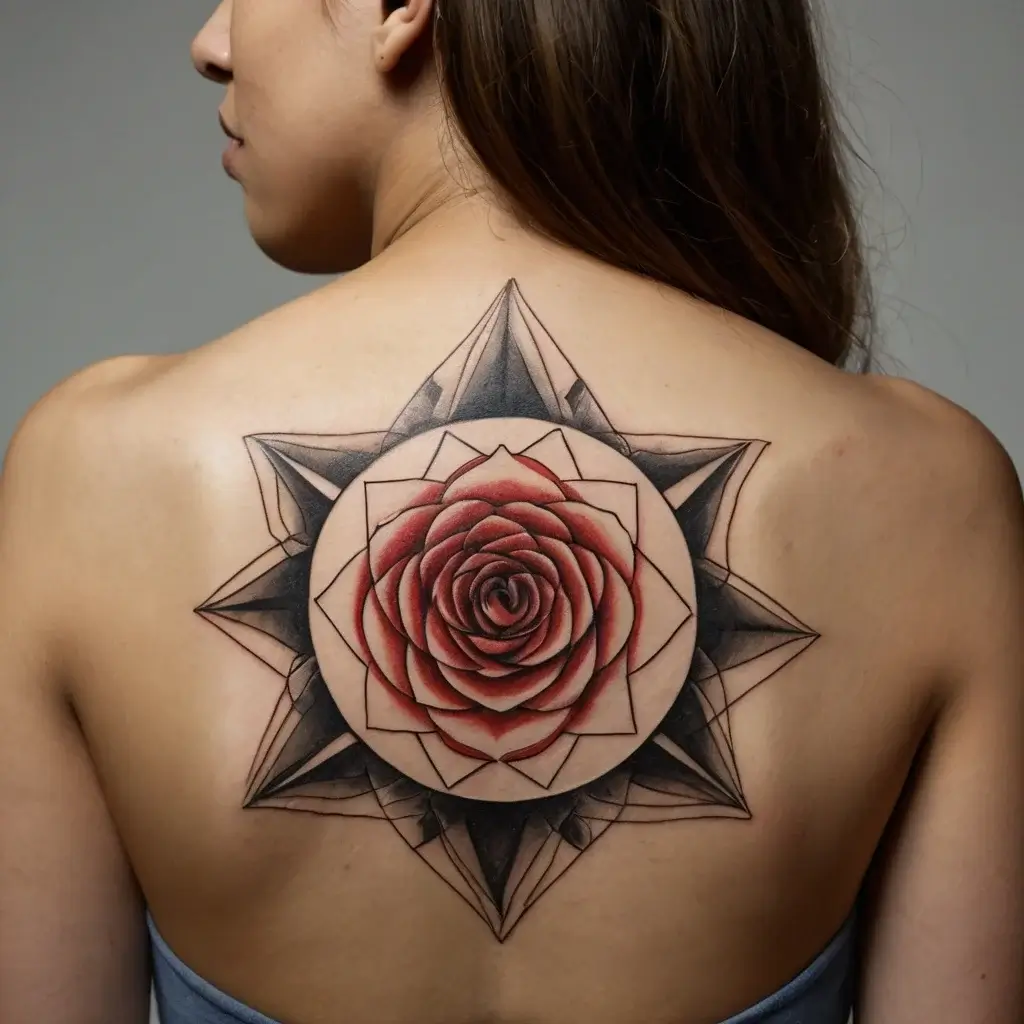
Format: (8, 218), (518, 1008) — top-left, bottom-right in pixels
(2, 0), (1022, 1021)
(4, 234), (1021, 1023)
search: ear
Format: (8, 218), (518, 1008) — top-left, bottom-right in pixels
(373, 0), (434, 74)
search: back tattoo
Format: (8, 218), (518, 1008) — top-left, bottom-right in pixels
(197, 282), (818, 940)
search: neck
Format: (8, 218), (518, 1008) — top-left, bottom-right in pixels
(367, 105), (524, 261)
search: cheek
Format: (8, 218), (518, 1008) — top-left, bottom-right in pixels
(233, 0), (377, 164)
(240, 73), (384, 272)
(230, 4), (383, 270)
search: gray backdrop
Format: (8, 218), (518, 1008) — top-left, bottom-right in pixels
(1, 0), (1022, 468)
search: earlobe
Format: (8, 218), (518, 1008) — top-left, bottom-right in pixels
(372, 0), (433, 75)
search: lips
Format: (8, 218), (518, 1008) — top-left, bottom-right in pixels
(218, 112), (243, 143)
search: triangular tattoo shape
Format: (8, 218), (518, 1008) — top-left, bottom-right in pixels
(386, 281), (622, 446)
(197, 547), (314, 674)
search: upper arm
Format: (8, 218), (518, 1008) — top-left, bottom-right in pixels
(0, 375), (151, 1024)
(858, 397), (1024, 1023)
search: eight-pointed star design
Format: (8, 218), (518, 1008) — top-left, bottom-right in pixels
(197, 281), (818, 940)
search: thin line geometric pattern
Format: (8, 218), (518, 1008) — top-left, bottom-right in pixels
(197, 281), (818, 940)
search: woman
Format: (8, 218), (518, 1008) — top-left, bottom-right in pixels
(1, 1), (1020, 1021)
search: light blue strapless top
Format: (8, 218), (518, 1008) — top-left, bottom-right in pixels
(149, 913), (855, 1024)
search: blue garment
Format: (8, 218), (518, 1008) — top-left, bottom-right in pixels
(149, 912), (855, 1024)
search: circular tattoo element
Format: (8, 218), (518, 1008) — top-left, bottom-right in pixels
(310, 420), (696, 801)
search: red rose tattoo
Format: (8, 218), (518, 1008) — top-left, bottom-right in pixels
(315, 425), (696, 800)
(355, 445), (636, 759)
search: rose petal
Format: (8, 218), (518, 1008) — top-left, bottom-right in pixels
(424, 606), (486, 671)
(501, 502), (574, 543)
(430, 730), (492, 762)
(504, 548), (560, 589)
(480, 532), (541, 556)
(510, 613), (553, 663)
(365, 664), (434, 732)
(466, 630), (534, 659)
(517, 588), (574, 666)
(464, 515), (531, 551)
(572, 544), (606, 608)
(406, 645), (474, 710)
(534, 535), (596, 645)
(451, 571), (483, 631)
(475, 576), (509, 627)
(397, 553), (428, 650)
(594, 557), (636, 669)
(427, 705), (573, 761)
(455, 552), (527, 583)
(424, 499), (495, 548)
(419, 531), (470, 592)
(549, 501), (636, 581)
(372, 555), (413, 636)
(362, 588), (414, 697)
(529, 577), (557, 633)
(524, 628), (599, 711)
(369, 503), (443, 581)
(442, 453), (487, 481)
(437, 656), (569, 712)
(442, 447), (567, 506)
(469, 574), (533, 635)
(566, 649), (635, 735)
(444, 624), (523, 676)
(433, 549), (475, 632)
(513, 454), (568, 486)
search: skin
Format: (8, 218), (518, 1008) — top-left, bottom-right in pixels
(1, 1), (1022, 1022)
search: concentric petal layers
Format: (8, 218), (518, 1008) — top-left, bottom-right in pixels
(314, 419), (696, 802)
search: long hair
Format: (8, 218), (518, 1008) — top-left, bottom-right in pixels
(434, 0), (872, 368)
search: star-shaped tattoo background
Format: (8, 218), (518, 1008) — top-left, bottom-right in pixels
(197, 281), (818, 940)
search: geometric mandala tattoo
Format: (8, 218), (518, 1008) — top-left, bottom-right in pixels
(197, 281), (818, 940)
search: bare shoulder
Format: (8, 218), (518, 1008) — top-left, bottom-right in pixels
(0, 357), (181, 708)
(0, 353), (210, 617)
(871, 374), (1013, 455)
(2, 354), (191, 514)
(5, 353), (180, 446)
(860, 374), (1021, 520)
(756, 367), (1022, 687)
(1, 276), (375, 538)
(764, 369), (1021, 535)
(869, 374), (1024, 668)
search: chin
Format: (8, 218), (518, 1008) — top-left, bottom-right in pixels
(246, 198), (373, 275)
(252, 237), (357, 275)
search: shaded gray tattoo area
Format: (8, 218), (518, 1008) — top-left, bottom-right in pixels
(197, 281), (817, 940)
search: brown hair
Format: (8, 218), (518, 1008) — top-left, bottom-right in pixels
(434, 0), (872, 369)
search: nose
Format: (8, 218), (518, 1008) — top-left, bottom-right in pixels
(191, 1), (232, 83)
